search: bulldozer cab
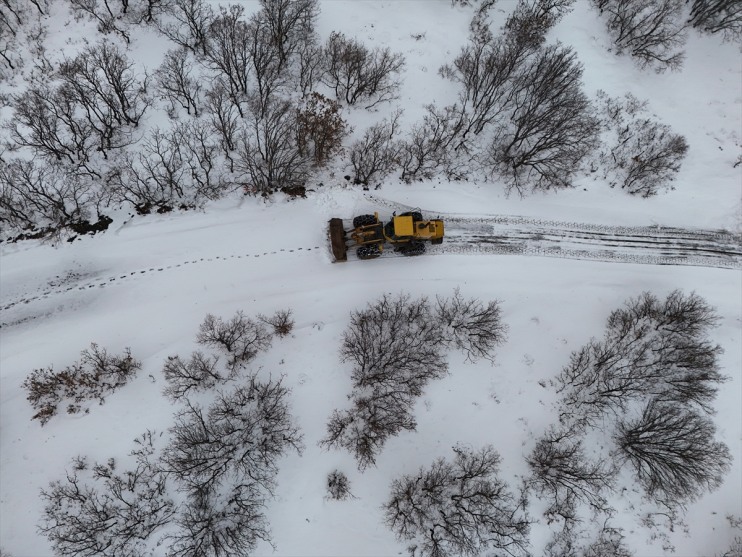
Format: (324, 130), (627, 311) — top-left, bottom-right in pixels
(384, 215), (415, 240)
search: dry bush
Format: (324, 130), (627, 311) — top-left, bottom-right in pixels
(296, 92), (348, 167)
(259, 309), (295, 337)
(326, 469), (353, 500)
(196, 311), (273, 368)
(162, 352), (223, 401)
(22, 343), (141, 425)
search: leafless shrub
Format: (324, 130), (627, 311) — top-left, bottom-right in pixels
(323, 31), (405, 109)
(555, 290), (725, 428)
(348, 109), (402, 186)
(526, 426), (617, 524)
(259, 309), (295, 338)
(688, 0), (742, 42)
(326, 469), (353, 500)
(399, 104), (467, 182)
(594, 91), (688, 197)
(593, 0), (687, 72)
(384, 445), (530, 557)
(39, 431), (174, 557)
(615, 400), (732, 504)
(296, 92), (348, 167)
(22, 343), (141, 425)
(234, 96), (309, 194)
(196, 311), (273, 368)
(0, 158), (96, 233)
(162, 352), (224, 401)
(435, 287), (507, 362)
(155, 48), (202, 117)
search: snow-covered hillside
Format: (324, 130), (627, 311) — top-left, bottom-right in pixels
(1, 1), (741, 557)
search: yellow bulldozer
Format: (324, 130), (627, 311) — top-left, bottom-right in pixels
(329, 211), (444, 261)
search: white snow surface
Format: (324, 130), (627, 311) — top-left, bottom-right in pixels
(1, 1), (741, 557)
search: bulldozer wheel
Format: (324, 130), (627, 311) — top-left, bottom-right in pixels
(400, 241), (426, 256)
(431, 237), (443, 245)
(353, 214), (377, 228)
(357, 244), (382, 260)
(400, 211), (423, 222)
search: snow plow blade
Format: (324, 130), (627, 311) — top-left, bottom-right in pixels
(329, 218), (347, 262)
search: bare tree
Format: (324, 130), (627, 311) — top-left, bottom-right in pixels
(39, 431), (174, 557)
(67, 0), (132, 43)
(384, 445), (530, 557)
(296, 39), (325, 98)
(486, 44), (600, 195)
(688, 0), (742, 41)
(258, 0), (319, 70)
(203, 79), (239, 170)
(593, 0), (687, 72)
(322, 293), (447, 469)
(296, 92), (348, 167)
(527, 426), (617, 524)
(0, 158), (96, 232)
(166, 483), (271, 557)
(157, 0), (213, 55)
(555, 291), (725, 428)
(245, 13), (284, 118)
(8, 85), (100, 172)
(348, 109), (402, 186)
(615, 400), (732, 504)
(323, 31), (405, 108)
(156, 48), (202, 117)
(258, 309), (295, 337)
(581, 523), (634, 557)
(399, 104), (467, 182)
(204, 4), (251, 115)
(234, 97), (309, 194)
(162, 375), (303, 496)
(435, 287), (507, 362)
(594, 91), (688, 197)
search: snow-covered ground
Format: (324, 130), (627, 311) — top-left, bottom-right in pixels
(1, 1), (741, 556)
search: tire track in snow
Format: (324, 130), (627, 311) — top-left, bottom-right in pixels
(0, 245), (322, 324)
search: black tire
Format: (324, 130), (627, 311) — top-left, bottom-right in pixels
(400, 241), (426, 256)
(357, 244), (382, 260)
(353, 214), (377, 228)
(400, 211), (423, 222)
